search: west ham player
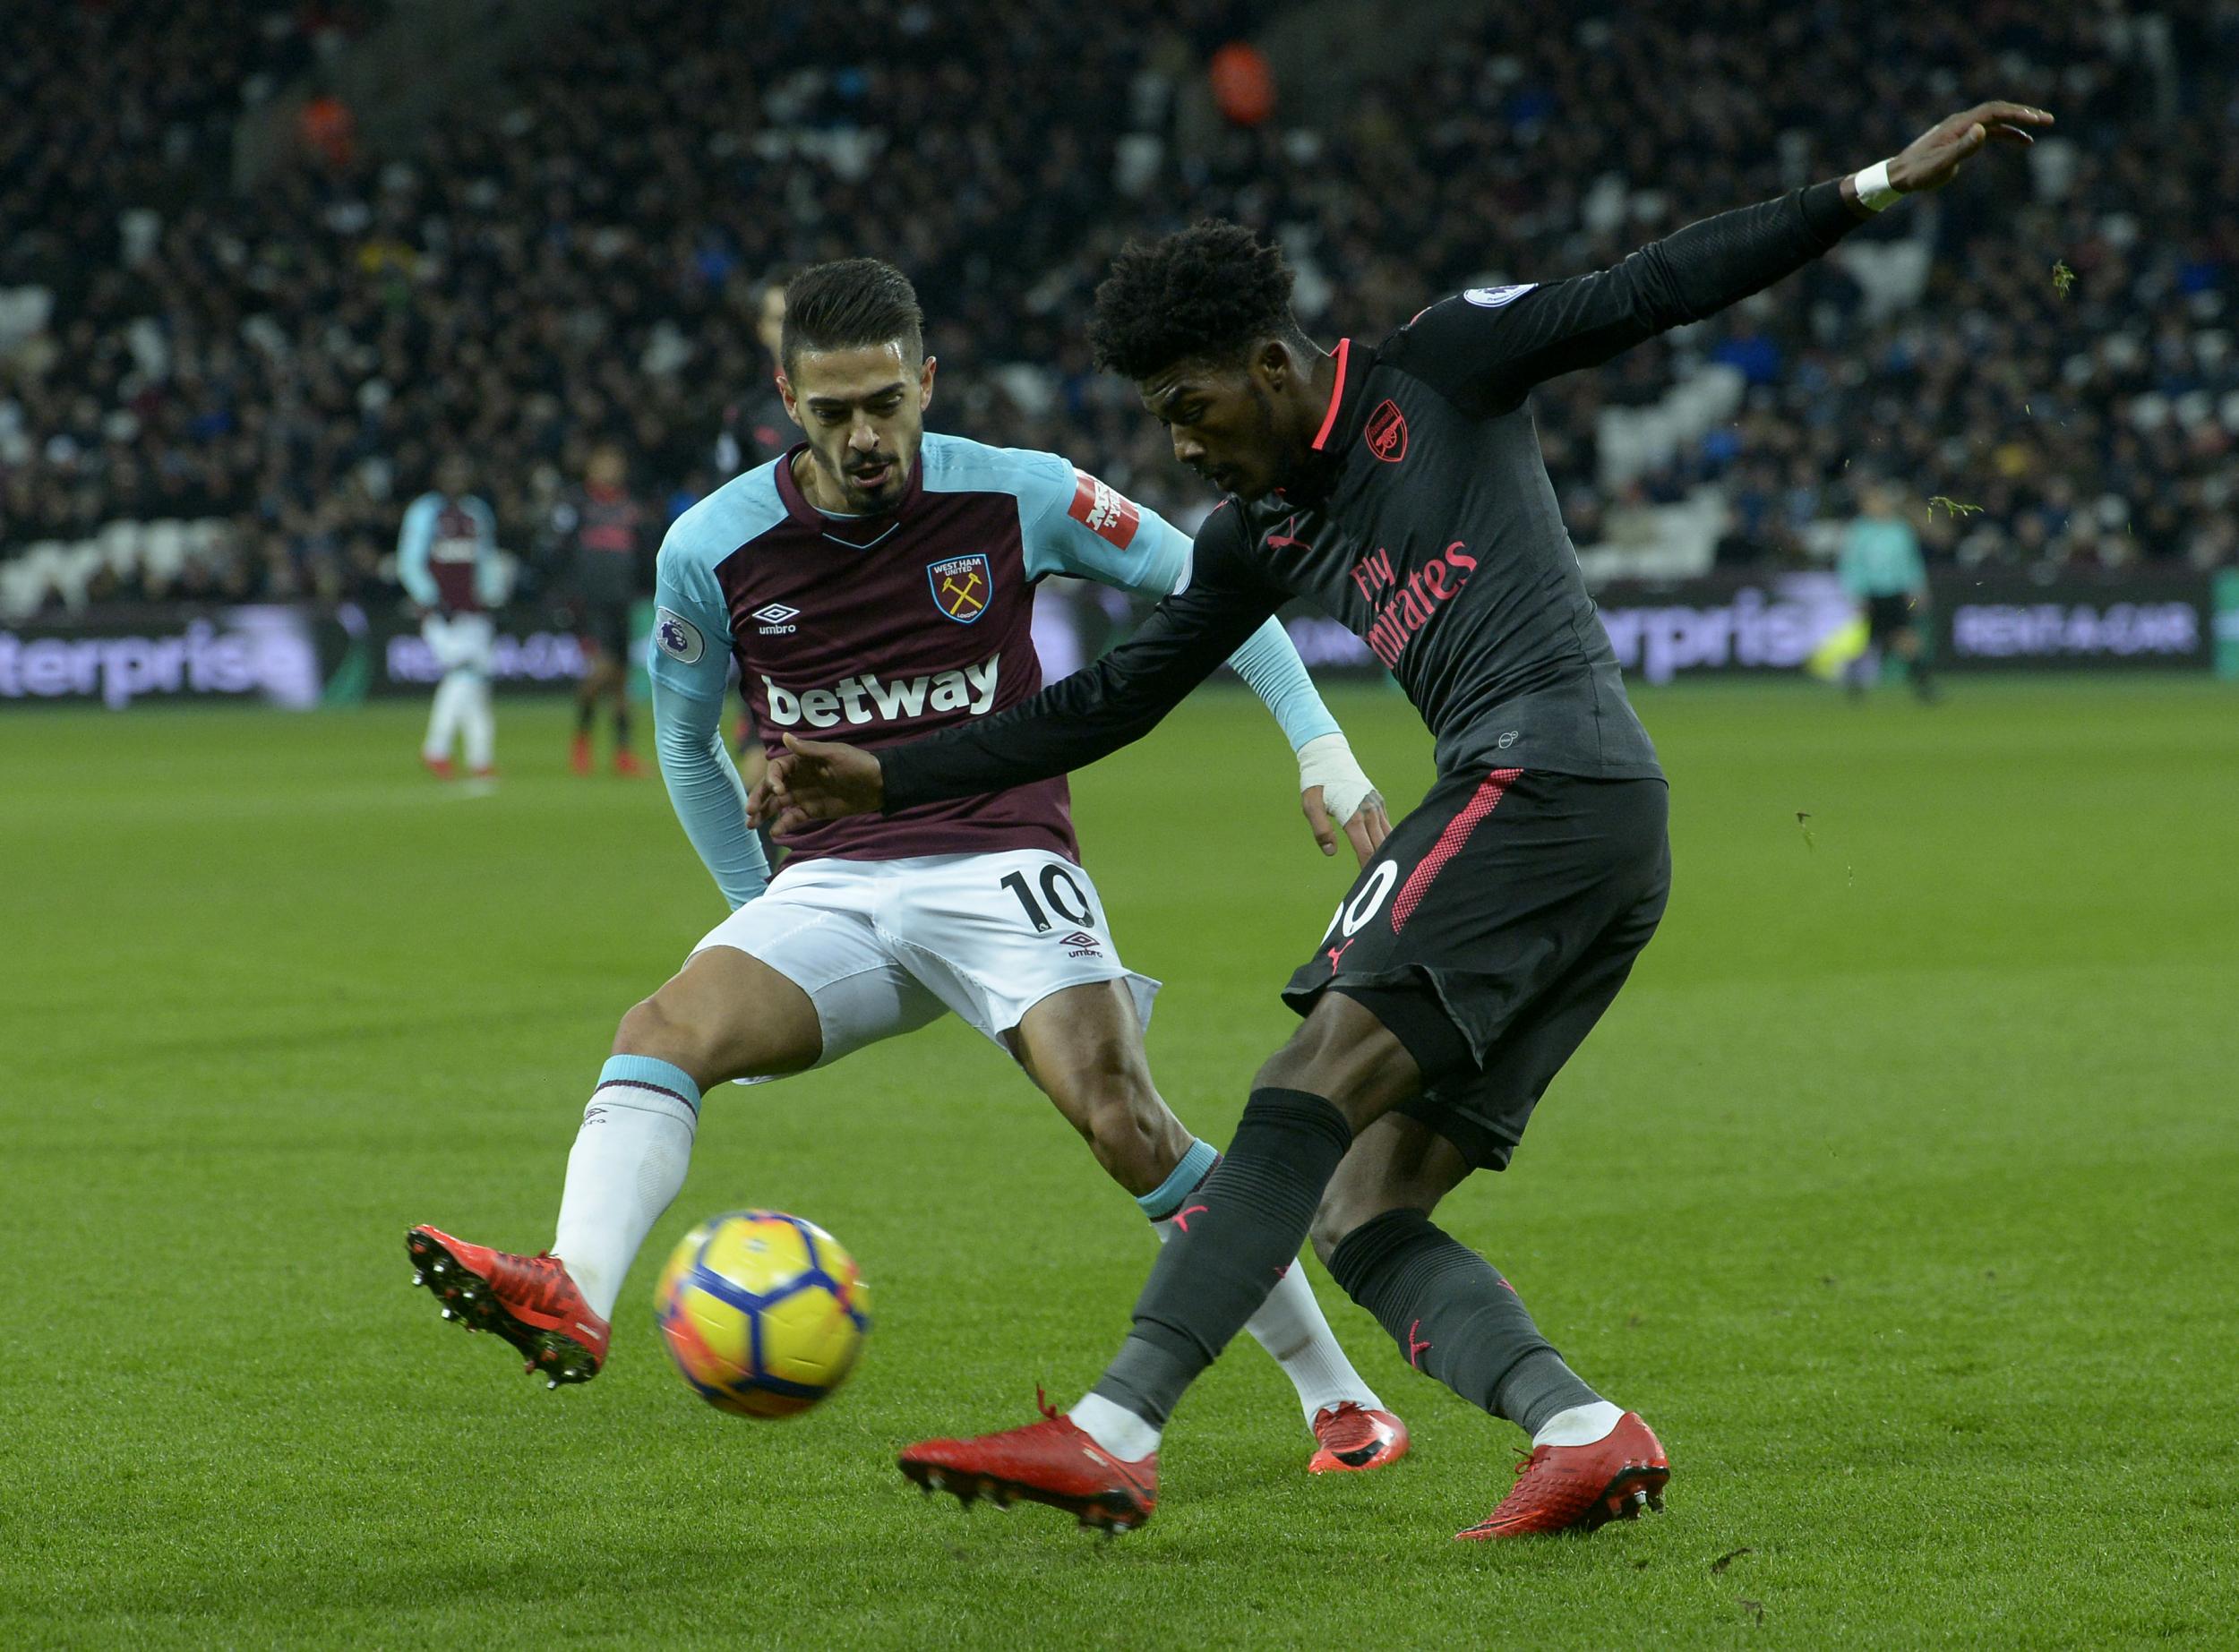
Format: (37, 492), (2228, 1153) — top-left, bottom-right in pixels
(397, 454), (501, 780)
(759, 104), (2052, 1536)
(407, 259), (1411, 1473)
(553, 443), (652, 776)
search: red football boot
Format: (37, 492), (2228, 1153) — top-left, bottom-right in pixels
(898, 1392), (1157, 1534)
(406, 1226), (610, 1388)
(422, 753), (455, 780)
(1454, 1412), (1669, 1539)
(1308, 1401), (1411, 1474)
(569, 732), (593, 776)
(613, 749), (647, 779)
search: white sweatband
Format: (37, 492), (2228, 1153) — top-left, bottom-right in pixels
(1297, 733), (1380, 829)
(1852, 158), (1900, 213)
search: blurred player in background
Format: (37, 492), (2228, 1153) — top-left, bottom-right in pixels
(1840, 481), (1937, 701)
(726, 277), (793, 776)
(553, 443), (653, 776)
(716, 277), (796, 480)
(397, 454), (501, 780)
(407, 259), (1411, 1476)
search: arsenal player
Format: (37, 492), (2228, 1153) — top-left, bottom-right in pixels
(758, 103), (2053, 1537)
(407, 259), (1411, 1477)
(553, 443), (652, 776)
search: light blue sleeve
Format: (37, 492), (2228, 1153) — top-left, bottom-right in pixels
(652, 678), (768, 910)
(1017, 453), (1339, 753)
(1222, 617), (1342, 751)
(1015, 450), (1193, 597)
(396, 496), (438, 606)
(648, 528), (736, 704)
(649, 526), (766, 908)
(469, 498), (504, 604)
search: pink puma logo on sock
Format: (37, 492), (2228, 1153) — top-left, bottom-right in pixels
(1172, 1204), (1209, 1233)
(1407, 1319), (1432, 1368)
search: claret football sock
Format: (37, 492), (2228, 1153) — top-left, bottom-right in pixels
(1138, 1137), (1384, 1424)
(1091, 1088), (1356, 1432)
(551, 1056), (699, 1321)
(1327, 1208), (1601, 1437)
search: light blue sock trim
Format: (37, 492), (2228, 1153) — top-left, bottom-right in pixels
(1137, 1138), (1219, 1220)
(596, 1055), (702, 1113)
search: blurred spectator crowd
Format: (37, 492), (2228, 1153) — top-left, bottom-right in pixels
(3, 0), (2235, 613)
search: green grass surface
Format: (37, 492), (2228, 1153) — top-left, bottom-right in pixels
(3, 680), (2235, 1648)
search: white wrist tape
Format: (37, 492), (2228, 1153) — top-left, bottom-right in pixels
(1852, 158), (1901, 212)
(1298, 733), (1379, 827)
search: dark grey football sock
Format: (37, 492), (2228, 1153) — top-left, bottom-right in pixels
(1091, 1088), (1354, 1427)
(1328, 1207), (1599, 1437)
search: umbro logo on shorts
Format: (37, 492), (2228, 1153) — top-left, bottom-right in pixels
(1057, 929), (1102, 958)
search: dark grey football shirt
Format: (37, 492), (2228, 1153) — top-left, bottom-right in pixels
(881, 180), (1864, 808)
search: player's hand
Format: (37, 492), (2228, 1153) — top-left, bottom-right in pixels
(1302, 784), (1390, 867)
(1297, 733), (1385, 866)
(748, 735), (884, 836)
(1883, 102), (2053, 196)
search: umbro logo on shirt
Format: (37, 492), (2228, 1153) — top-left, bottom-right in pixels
(752, 602), (801, 635)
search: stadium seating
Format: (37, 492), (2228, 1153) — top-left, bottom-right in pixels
(3, 0), (2235, 603)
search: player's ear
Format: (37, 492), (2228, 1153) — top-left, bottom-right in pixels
(1252, 338), (1292, 394)
(918, 354), (938, 411)
(776, 369), (802, 426)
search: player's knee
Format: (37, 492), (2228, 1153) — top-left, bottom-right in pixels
(1253, 1007), (1416, 1126)
(1308, 1179), (1388, 1269)
(613, 993), (708, 1074)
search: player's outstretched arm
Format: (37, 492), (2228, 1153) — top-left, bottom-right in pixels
(648, 526), (767, 907)
(750, 582), (1274, 836)
(1403, 101), (2053, 413)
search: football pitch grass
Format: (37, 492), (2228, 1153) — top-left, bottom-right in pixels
(4, 679), (2235, 1648)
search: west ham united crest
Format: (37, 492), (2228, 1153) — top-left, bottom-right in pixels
(927, 552), (992, 623)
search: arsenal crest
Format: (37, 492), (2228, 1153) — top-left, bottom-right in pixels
(1365, 399), (1409, 463)
(927, 552), (992, 623)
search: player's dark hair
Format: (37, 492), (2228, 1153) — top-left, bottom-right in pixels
(1088, 221), (1308, 380)
(782, 259), (923, 370)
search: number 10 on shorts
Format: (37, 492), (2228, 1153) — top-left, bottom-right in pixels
(1002, 864), (1098, 934)
(1323, 860), (1399, 944)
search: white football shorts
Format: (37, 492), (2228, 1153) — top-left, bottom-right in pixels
(690, 849), (1159, 1074)
(421, 612), (494, 673)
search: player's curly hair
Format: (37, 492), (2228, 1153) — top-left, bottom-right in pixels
(783, 258), (923, 370)
(1088, 221), (1308, 380)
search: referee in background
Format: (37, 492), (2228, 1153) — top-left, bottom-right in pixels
(1840, 480), (1937, 701)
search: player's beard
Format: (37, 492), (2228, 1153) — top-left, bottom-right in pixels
(1235, 381), (1288, 500)
(813, 441), (907, 513)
